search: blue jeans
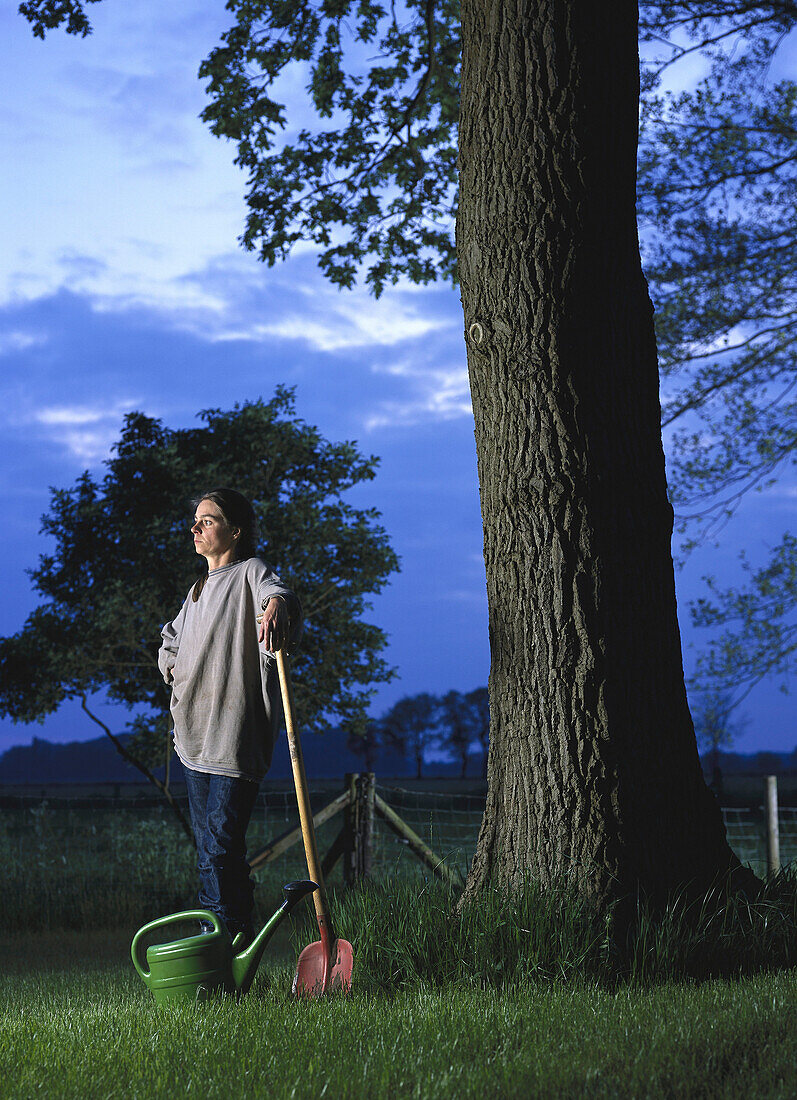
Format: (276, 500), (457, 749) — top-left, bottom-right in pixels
(183, 767), (259, 939)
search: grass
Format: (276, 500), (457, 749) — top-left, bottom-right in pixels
(1, 929), (796, 1099)
(3, 801), (797, 1096)
(1, 878), (797, 1098)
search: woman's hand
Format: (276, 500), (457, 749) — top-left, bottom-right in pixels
(258, 596), (289, 652)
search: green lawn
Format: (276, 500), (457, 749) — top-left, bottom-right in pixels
(1, 930), (796, 1099)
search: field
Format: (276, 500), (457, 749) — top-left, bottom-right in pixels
(1, 927), (796, 1099)
(1, 784), (797, 1097)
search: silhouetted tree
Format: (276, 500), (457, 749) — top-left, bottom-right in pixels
(381, 694), (440, 780)
(347, 720), (383, 773)
(692, 690), (749, 796)
(466, 687), (490, 780)
(439, 690), (478, 779)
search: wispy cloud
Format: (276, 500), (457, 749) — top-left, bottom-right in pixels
(36, 405), (118, 427)
(247, 300), (451, 353)
(0, 330), (46, 356)
(53, 428), (119, 465)
(30, 400), (139, 463)
(105, 252), (461, 354)
(437, 587), (484, 603)
(366, 360), (471, 429)
(4, 245), (458, 360)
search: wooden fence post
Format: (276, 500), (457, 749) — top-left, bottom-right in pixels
(343, 772), (375, 886)
(356, 772), (375, 881)
(249, 788), (350, 872)
(343, 773), (358, 887)
(766, 774), (781, 875)
(247, 773), (462, 887)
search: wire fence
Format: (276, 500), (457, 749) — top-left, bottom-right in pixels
(0, 784), (794, 919)
(721, 805), (797, 875)
(371, 788), (797, 879)
(371, 784), (485, 878)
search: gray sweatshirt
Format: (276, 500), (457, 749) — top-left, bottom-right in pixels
(157, 557), (302, 783)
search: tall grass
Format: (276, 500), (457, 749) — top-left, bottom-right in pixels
(0, 803), (195, 930)
(624, 871), (797, 983)
(298, 872), (797, 991)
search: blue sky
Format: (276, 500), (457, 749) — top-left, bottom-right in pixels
(0, 1), (794, 756)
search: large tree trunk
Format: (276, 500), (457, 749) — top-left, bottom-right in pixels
(457, 0), (749, 906)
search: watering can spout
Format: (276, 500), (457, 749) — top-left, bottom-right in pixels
(231, 880), (318, 997)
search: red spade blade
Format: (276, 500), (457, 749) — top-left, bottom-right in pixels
(292, 938), (354, 997)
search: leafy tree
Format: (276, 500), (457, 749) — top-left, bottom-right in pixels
(635, 4), (797, 694)
(24, 0), (797, 695)
(690, 535), (797, 706)
(381, 693), (439, 780)
(0, 391), (398, 830)
(19, 0), (763, 905)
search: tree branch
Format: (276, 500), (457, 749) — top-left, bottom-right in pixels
(79, 694), (194, 843)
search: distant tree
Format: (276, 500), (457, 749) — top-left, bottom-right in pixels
(346, 719), (383, 773)
(439, 690), (478, 779)
(465, 687), (490, 780)
(691, 690), (749, 795)
(381, 693), (439, 780)
(0, 390), (398, 831)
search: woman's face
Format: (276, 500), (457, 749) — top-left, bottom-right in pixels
(190, 499), (238, 562)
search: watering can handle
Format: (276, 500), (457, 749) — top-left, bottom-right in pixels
(130, 909), (223, 981)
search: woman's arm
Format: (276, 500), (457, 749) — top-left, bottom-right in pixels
(255, 562), (303, 653)
(158, 601), (187, 684)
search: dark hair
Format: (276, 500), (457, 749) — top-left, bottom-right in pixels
(191, 489), (258, 603)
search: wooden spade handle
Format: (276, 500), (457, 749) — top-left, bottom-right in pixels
(275, 649), (332, 933)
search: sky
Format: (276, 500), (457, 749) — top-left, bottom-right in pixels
(0, 0), (794, 756)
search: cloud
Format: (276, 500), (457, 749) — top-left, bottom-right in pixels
(0, 330), (46, 356)
(30, 400), (140, 463)
(0, 252), (474, 446)
(0, 1), (248, 313)
(241, 297), (452, 353)
(35, 404), (122, 427)
(365, 361), (471, 429)
(52, 428), (119, 465)
(437, 588), (484, 603)
(79, 250), (463, 356)
(3, 240), (460, 365)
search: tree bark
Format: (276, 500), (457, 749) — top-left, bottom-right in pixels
(457, 0), (750, 905)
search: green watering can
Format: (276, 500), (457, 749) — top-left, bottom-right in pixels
(131, 880), (317, 1004)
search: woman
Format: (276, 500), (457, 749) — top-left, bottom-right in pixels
(158, 488), (301, 944)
